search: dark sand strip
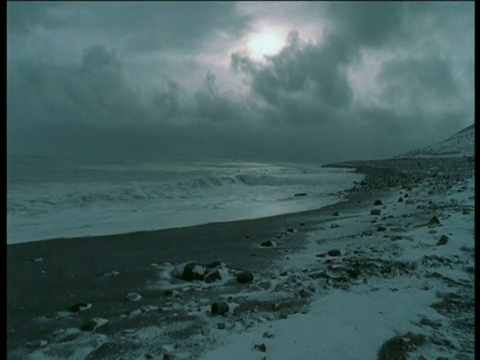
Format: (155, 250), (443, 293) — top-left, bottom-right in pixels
(7, 190), (374, 317)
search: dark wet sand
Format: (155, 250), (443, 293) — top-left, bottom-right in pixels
(7, 188), (377, 350)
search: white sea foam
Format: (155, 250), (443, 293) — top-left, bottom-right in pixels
(7, 155), (362, 244)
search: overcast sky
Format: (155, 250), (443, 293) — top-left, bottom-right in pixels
(7, 1), (474, 163)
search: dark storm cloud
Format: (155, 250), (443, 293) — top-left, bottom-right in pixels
(231, 30), (353, 125)
(324, 2), (406, 49)
(7, 2), (74, 33)
(377, 56), (460, 108)
(7, 2), (251, 54)
(9, 45), (144, 127)
(230, 1), (473, 146)
(7, 2), (474, 162)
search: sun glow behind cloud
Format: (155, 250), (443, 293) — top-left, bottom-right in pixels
(246, 28), (287, 61)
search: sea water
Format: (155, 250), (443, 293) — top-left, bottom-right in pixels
(7, 154), (363, 244)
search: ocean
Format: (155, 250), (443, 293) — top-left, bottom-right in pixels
(7, 154), (362, 244)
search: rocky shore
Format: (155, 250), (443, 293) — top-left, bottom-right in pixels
(7, 156), (475, 360)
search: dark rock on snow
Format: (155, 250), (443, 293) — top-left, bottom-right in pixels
(254, 343), (267, 352)
(371, 209), (382, 216)
(374, 199), (383, 206)
(204, 270), (222, 283)
(237, 270), (254, 283)
(70, 303), (92, 313)
(182, 262), (205, 281)
(211, 302), (229, 316)
(260, 240), (276, 247)
(328, 249), (341, 257)
(436, 235), (449, 246)
(428, 216), (441, 226)
(206, 261), (222, 270)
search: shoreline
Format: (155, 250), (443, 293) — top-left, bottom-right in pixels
(7, 156), (475, 359)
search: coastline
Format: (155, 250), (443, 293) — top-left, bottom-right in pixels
(7, 156), (475, 359)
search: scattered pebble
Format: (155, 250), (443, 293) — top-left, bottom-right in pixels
(126, 292), (142, 302)
(70, 303), (92, 313)
(211, 302), (229, 316)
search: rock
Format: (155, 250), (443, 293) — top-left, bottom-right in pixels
(428, 216), (441, 226)
(398, 197), (404, 202)
(374, 199), (383, 206)
(254, 343), (267, 352)
(420, 318), (442, 329)
(217, 322), (226, 330)
(298, 289), (309, 298)
(294, 192), (307, 197)
(182, 262), (205, 281)
(103, 270), (121, 277)
(206, 261), (222, 269)
(244, 234), (252, 239)
(299, 222), (306, 226)
(263, 331), (274, 338)
(328, 249), (341, 257)
(286, 228), (296, 233)
(70, 303), (92, 313)
(163, 289), (173, 296)
(315, 253), (326, 258)
(81, 317), (109, 331)
(330, 223), (340, 228)
(260, 240), (277, 247)
(436, 235), (449, 246)
(377, 225), (387, 232)
(204, 270), (222, 283)
(211, 302), (229, 316)
(237, 270), (254, 283)
(370, 209), (382, 216)
(310, 271), (329, 279)
(125, 292), (142, 302)
(377, 332), (425, 360)
(333, 211), (339, 216)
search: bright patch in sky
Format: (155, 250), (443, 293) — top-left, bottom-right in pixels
(247, 29), (286, 60)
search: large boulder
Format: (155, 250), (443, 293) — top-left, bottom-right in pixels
(236, 270), (254, 283)
(204, 270), (222, 283)
(182, 262), (205, 281)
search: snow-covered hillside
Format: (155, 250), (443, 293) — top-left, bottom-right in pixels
(398, 123), (475, 158)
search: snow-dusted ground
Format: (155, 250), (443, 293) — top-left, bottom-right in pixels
(12, 155), (474, 360)
(399, 123), (474, 158)
(201, 174), (475, 360)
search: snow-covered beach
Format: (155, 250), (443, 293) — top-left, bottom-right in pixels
(7, 1), (475, 359)
(7, 151), (475, 359)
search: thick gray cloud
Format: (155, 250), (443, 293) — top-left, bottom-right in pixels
(7, 2), (474, 163)
(232, 30), (353, 125)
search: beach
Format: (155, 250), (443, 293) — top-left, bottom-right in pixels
(6, 156), (475, 359)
